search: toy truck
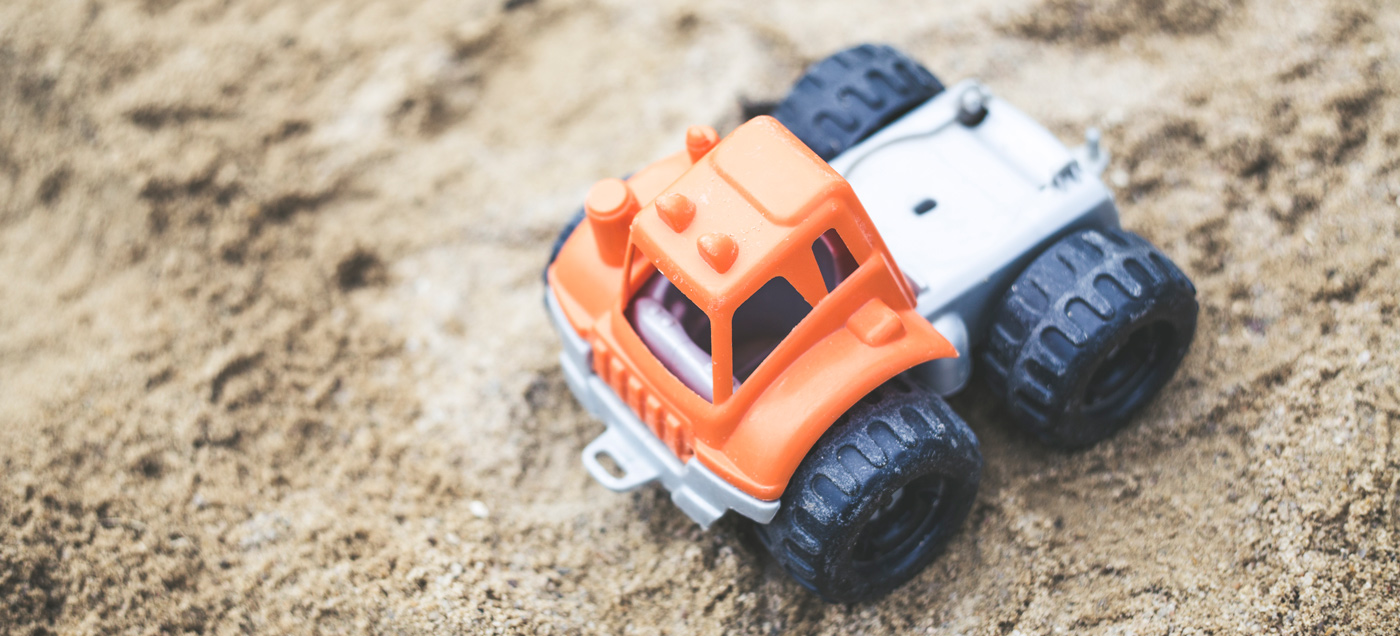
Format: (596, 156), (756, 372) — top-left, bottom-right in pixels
(544, 44), (1198, 602)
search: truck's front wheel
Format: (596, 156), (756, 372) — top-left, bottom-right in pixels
(756, 376), (981, 603)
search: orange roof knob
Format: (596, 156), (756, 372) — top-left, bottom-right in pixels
(655, 192), (696, 233)
(697, 232), (737, 273)
(686, 125), (720, 163)
(585, 177), (639, 266)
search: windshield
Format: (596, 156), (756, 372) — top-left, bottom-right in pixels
(625, 226), (859, 403)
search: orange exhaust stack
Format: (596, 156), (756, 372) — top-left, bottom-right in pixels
(584, 177), (639, 266)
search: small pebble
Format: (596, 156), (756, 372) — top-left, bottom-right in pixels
(469, 500), (489, 519)
(1111, 169), (1130, 188)
(1356, 350), (1371, 367)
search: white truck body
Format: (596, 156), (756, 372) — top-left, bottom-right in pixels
(829, 80), (1119, 395)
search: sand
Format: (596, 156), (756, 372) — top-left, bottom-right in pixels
(2, 0), (1398, 634)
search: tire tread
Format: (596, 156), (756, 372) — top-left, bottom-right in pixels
(981, 228), (1198, 446)
(757, 379), (981, 602)
(771, 44), (944, 160)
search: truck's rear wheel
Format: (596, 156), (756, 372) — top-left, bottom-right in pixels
(982, 228), (1198, 447)
(770, 43), (944, 161)
(756, 376), (981, 603)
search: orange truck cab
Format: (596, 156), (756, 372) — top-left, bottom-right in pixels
(546, 116), (955, 525)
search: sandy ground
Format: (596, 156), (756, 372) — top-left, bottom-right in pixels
(2, 0), (1398, 634)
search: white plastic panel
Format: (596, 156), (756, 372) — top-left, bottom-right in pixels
(828, 80), (1120, 355)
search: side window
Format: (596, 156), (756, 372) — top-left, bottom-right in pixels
(627, 271), (718, 402)
(812, 229), (858, 293)
(732, 277), (812, 382)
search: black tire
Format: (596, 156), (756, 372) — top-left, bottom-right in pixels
(542, 207), (585, 283)
(770, 44), (944, 161)
(756, 376), (981, 603)
(982, 228), (1198, 448)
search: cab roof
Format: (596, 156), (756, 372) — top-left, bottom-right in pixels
(630, 116), (853, 311)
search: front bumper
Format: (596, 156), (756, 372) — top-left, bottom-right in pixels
(545, 286), (779, 529)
